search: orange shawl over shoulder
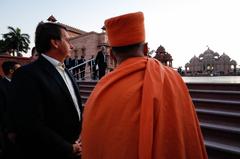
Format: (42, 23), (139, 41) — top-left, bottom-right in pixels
(82, 57), (207, 159)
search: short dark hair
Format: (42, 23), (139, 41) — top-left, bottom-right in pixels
(111, 43), (143, 54)
(2, 61), (19, 75)
(35, 22), (66, 54)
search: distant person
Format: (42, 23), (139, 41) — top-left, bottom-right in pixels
(30, 46), (39, 62)
(64, 49), (74, 69)
(88, 55), (97, 80)
(82, 12), (208, 159)
(0, 61), (21, 159)
(95, 46), (107, 79)
(64, 56), (73, 69)
(72, 51), (80, 80)
(9, 22), (83, 159)
(79, 55), (86, 80)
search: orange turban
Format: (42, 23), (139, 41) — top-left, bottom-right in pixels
(104, 12), (145, 47)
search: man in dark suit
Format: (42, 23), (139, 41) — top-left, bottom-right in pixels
(9, 22), (82, 159)
(95, 46), (107, 79)
(88, 55), (97, 80)
(71, 50), (81, 80)
(79, 55), (86, 80)
(0, 61), (21, 159)
(64, 56), (73, 69)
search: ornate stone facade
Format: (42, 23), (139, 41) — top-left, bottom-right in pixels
(68, 31), (115, 71)
(154, 45), (173, 67)
(185, 48), (237, 76)
(69, 31), (106, 59)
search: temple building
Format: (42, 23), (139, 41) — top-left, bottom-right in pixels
(154, 45), (173, 67)
(185, 48), (237, 76)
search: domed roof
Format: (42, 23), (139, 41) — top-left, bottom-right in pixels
(221, 53), (229, 57)
(219, 53), (230, 60)
(185, 63), (190, 67)
(165, 52), (172, 59)
(190, 55), (200, 63)
(203, 48), (214, 55)
(213, 52), (219, 57)
(230, 60), (237, 65)
(154, 45), (173, 65)
(199, 53), (204, 58)
(156, 45), (165, 54)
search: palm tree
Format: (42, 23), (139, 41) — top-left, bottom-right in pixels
(2, 26), (30, 56)
(0, 39), (7, 54)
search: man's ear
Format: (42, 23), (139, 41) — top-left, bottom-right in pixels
(143, 42), (148, 56)
(50, 39), (59, 49)
(9, 69), (14, 74)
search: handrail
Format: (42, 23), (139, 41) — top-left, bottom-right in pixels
(68, 58), (97, 80)
(68, 58), (95, 71)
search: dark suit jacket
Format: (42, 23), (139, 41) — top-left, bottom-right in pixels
(9, 55), (83, 159)
(0, 78), (11, 129)
(79, 58), (86, 70)
(95, 51), (107, 68)
(64, 58), (74, 69)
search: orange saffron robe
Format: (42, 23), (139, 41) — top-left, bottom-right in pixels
(82, 57), (208, 159)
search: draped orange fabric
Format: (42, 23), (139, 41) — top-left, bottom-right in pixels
(82, 57), (208, 159)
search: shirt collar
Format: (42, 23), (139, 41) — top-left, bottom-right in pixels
(42, 54), (65, 68)
(4, 76), (11, 82)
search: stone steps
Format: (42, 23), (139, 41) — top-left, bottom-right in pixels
(190, 89), (240, 101)
(188, 83), (240, 159)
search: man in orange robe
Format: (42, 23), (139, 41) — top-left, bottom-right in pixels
(82, 12), (208, 159)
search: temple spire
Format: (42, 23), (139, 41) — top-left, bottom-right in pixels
(47, 15), (57, 22)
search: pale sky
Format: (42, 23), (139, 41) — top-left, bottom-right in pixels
(1, 0), (240, 68)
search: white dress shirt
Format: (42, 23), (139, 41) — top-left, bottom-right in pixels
(4, 76), (11, 82)
(42, 54), (81, 120)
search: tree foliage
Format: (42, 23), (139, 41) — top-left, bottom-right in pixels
(0, 26), (30, 56)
